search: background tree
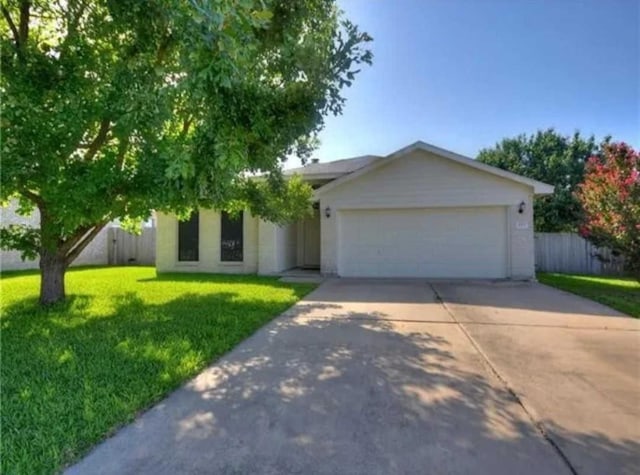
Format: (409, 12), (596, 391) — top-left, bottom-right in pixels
(0, 0), (372, 304)
(477, 129), (598, 232)
(576, 143), (640, 279)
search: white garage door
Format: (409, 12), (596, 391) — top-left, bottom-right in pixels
(338, 207), (507, 278)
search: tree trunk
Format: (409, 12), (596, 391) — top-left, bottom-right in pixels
(39, 250), (67, 305)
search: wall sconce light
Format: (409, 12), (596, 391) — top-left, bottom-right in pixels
(518, 201), (526, 214)
(325, 206), (331, 218)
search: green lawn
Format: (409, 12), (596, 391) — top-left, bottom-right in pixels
(537, 273), (640, 318)
(1, 267), (315, 474)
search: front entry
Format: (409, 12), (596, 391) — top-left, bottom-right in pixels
(302, 208), (321, 268)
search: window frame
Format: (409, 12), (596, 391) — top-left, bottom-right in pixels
(220, 210), (244, 263)
(177, 212), (200, 262)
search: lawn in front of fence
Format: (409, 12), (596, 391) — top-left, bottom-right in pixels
(1, 267), (316, 474)
(538, 273), (639, 318)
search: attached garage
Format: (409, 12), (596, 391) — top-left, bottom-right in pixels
(316, 142), (554, 280)
(338, 207), (507, 278)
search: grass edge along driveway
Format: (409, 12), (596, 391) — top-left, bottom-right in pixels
(1, 267), (316, 474)
(537, 272), (639, 318)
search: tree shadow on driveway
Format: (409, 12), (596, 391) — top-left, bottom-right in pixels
(67, 301), (640, 475)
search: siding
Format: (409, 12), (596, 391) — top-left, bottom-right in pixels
(320, 149), (535, 278)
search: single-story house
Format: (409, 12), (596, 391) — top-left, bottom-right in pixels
(156, 141), (553, 279)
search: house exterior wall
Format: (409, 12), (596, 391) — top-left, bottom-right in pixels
(257, 220), (277, 274)
(276, 223), (297, 271)
(319, 149), (535, 279)
(156, 210), (259, 274)
(257, 220), (297, 274)
(156, 212), (297, 275)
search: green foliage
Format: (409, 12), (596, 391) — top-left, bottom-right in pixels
(1, 266), (316, 473)
(1, 0), (372, 271)
(239, 173), (314, 224)
(0, 224), (40, 260)
(477, 129), (598, 232)
(538, 273), (639, 318)
(576, 143), (640, 279)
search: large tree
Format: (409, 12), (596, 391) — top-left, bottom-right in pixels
(576, 142), (640, 279)
(477, 129), (598, 232)
(1, 0), (372, 304)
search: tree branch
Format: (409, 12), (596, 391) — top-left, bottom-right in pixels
(21, 189), (43, 207)
(154, 33), (173, 67)
(181, 117), (192, 137)
(18, 0), (29, 47)
(116, 137), (129, 170)
(65, 221), (107, 265)
(84, 119), (111, 161)
(59, 0), (89, 61)
(1, 4), (20, 51)
(58, 223), (92, 253)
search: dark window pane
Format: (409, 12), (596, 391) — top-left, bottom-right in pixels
(178, 212), (199, 261)
(221, 211), (243, 262)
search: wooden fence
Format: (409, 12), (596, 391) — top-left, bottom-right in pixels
(534, 232), (624, 275)
(108, 228), (156, 265)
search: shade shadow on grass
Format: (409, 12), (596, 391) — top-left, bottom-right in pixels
(2, 272), (314, 475)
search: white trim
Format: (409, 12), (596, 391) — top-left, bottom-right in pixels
(314, 141), (554, 198)
(330, 202), (520, 211)
(285, 172), (344, 180)
(505, 206), (513, 277)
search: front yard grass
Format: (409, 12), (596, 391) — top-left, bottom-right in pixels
(537, 273), (640, 318)
(1, 267), (315, 474)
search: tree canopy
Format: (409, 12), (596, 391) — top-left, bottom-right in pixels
(0, 0), (372, 304)
(576, 143), (640, 279)
(477, 129), (598, 232)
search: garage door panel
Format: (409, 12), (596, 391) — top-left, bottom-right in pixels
(338, 207), (507, 278)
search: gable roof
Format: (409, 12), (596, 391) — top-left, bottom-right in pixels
(284, 155), (381, 180)
(314, 141), (554, 197)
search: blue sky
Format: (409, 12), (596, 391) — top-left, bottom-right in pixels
(309, 0), (639, 163)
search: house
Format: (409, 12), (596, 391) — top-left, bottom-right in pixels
(155, 141), (553, 279)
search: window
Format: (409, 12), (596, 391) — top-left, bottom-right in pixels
(221, 211), (243, 262)
(178, 212), (199, 261)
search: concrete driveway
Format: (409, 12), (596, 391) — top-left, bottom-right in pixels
(67, 279), (640, 475)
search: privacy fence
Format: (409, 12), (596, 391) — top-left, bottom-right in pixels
(1, 227), (156, 271)
(534, 232), (625, 276)
(107, 227), (156, 265)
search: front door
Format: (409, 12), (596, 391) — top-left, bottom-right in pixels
(303, 208), (321, 268)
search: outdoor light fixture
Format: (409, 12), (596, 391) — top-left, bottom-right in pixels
(325, 206), (331, 218)
(518, 201), (526, 214)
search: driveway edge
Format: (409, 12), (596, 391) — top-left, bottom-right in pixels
(429, 283), (579, 475)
